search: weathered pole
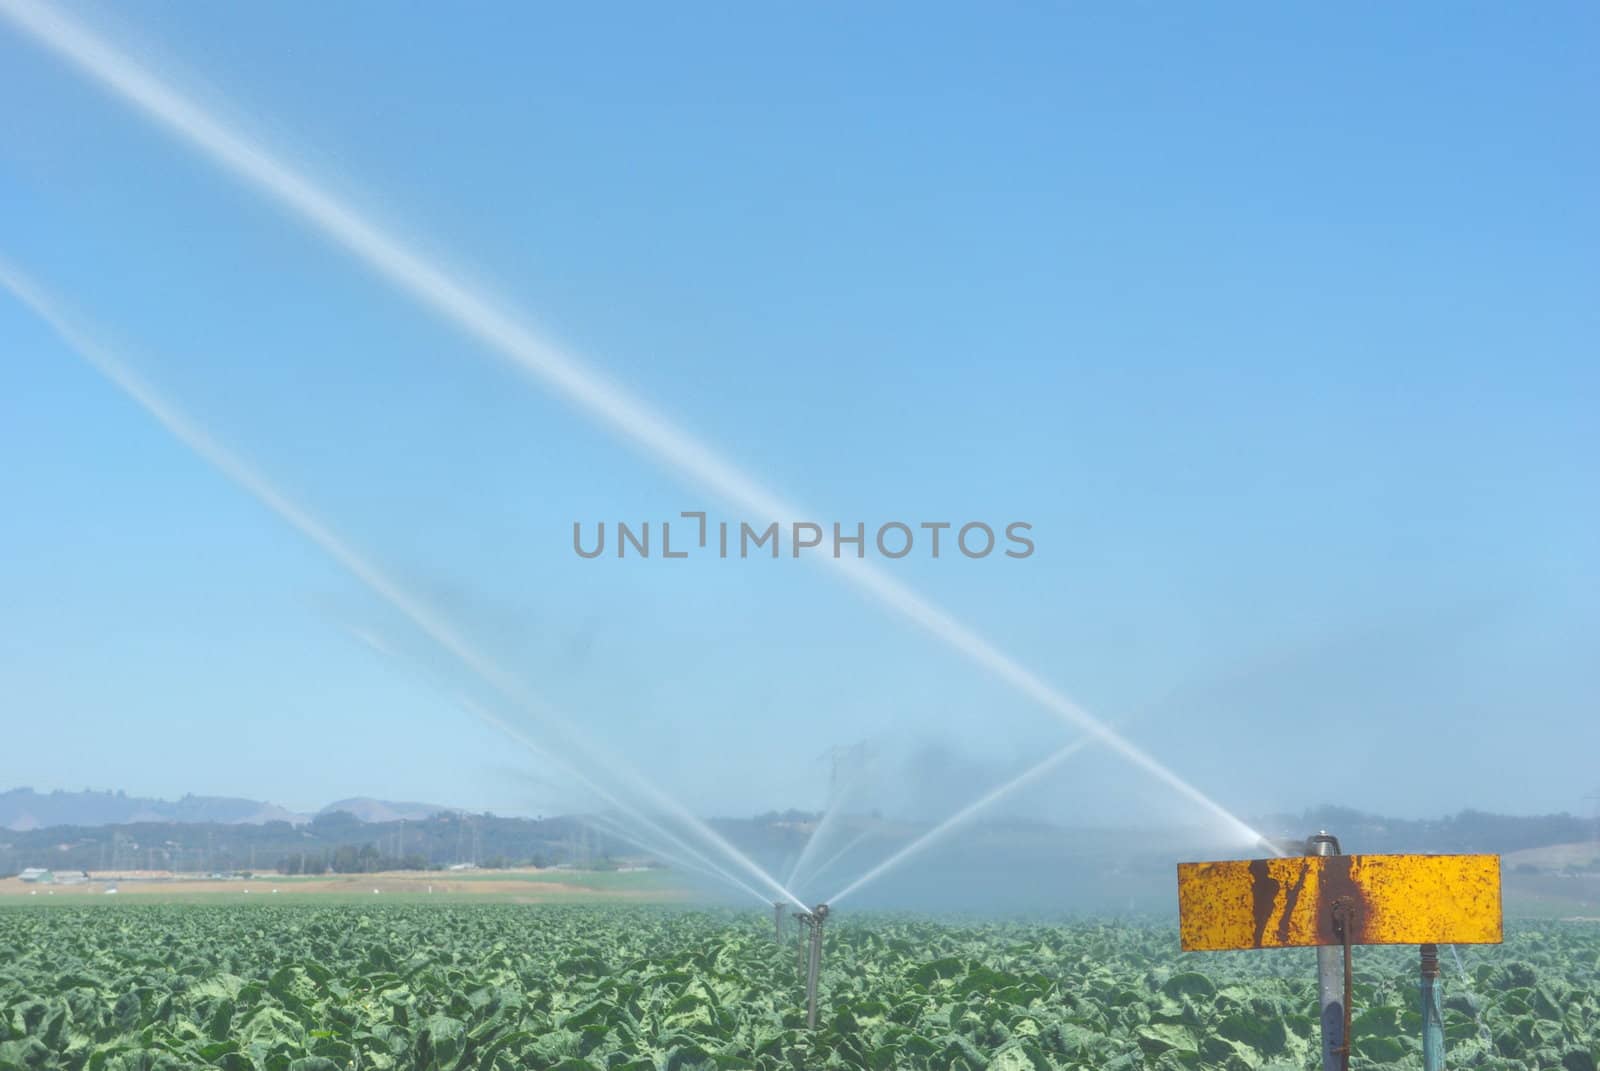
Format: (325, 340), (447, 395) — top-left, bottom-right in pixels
(805, 903), (829, 1029)
(774, 901), (785, 945)
(1420, 943), (1445, 1071)
(1308, 832), (1346, 1071)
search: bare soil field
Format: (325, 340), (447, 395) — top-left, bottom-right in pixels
(0, 866), (692, 902)
(1503, 839), (1600, 872)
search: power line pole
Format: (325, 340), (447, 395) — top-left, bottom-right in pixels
(816, 740), (874, 804)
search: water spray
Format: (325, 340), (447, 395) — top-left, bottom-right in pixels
(785, 805), (840, 893)
(797, 825), (879, 896)
(578, 811), (773, 907)
(786, 745), (873, 891)
(340, 625), (783, 910)
(1177, 829), (1503, 1071)
(828, 734), (1096, 906)
(0, 0), (1268, 852)
(0, 263), (808, 916)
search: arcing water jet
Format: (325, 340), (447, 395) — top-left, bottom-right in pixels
(796, 824), (881, 896)
(828, 735), (1098, 906)
(0, 0), (1268, 852)
(0, 261), (808, 914)
(331, 616), (780, 907)
(577, 812), (773, 907)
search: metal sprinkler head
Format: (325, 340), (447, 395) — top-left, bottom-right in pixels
(1306, 831), (1342, 856)
(812, 902), (829, 923)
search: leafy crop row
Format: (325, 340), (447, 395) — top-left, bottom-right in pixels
(1, 905), (1595, 1070)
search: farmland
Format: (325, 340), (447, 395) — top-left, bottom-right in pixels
(1, 904), (1595, 1071)
(0, 868), (691, 905)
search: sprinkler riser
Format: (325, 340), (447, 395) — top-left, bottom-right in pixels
(795, 911), (810, 972)
(1420, 943), (1444, 1071)
(804, 912), (825, 1029)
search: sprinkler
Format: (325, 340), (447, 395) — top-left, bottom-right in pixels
(1177, 830), (1503, 1071)
(793, 909), (812, 972)
(805, 903), (829, 1029)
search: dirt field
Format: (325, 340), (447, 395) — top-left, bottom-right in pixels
(1503, 840), (1600, 872)
(0, 866), (693, 903)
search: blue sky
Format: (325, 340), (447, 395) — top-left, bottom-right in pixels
(1, 2), (1595, 828)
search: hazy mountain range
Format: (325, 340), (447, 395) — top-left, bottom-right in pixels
(0, 788), (455, 831)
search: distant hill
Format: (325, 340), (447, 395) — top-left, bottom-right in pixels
(5, 789), (1594, 889)
(1, 788), (457, 831)
(318, 798), (455, 823)
(1257, 804), (1597, 856)
(0, 788), (307, 831)
(0, 808), (599, 878)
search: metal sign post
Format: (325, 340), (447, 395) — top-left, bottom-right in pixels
(1308, 832), (1346, 1070)
(1177, 833), (1502, 1071)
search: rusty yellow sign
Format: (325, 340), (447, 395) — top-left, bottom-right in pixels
(1177, 853), (1502, 952)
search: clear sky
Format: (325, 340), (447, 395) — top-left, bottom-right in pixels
(1, 2), (1595, 829)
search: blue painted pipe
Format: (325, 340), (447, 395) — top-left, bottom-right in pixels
(1421, 943), (1445, 1071)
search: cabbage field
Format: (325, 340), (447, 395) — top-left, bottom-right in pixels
(1, 904), (1596, 1071)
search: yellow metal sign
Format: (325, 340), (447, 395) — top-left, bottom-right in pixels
(1177, 853), (1502, 951)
